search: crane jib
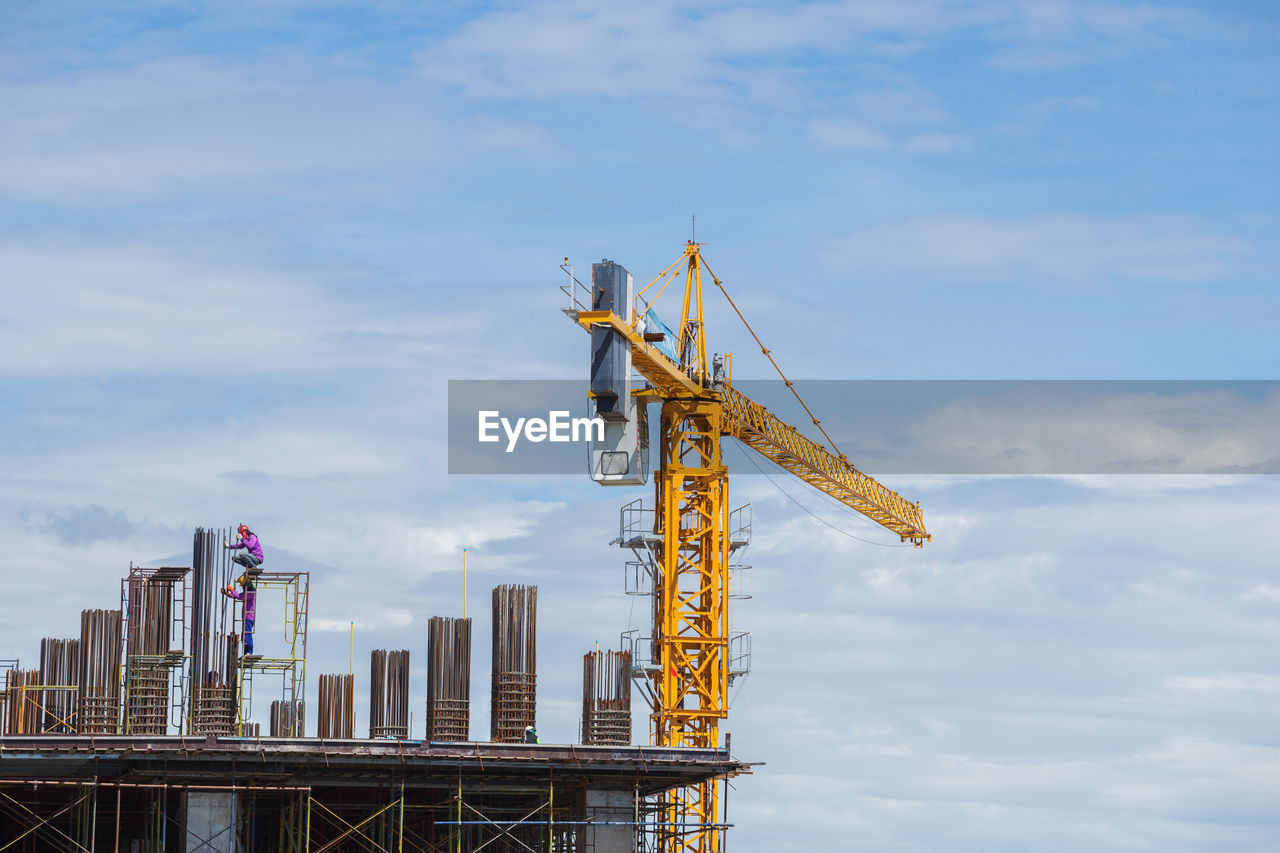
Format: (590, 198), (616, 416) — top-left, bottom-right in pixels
(574, 307), (929, 544)
(720, 383), (929, 544)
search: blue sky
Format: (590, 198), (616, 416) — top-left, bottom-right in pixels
(1, 2), (1278, 850)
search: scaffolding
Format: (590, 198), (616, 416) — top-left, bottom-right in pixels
(0, 659), (17, 733)
(120, 564), (191, 735)
(616, 500), (753, 711)
(233, 570), (309, 737)
(0, 737), (745, 852)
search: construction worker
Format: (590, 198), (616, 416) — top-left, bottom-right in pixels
(221, 573), (258, 655)
(224, 524), (264, 574)
(523, 725), (539, 744)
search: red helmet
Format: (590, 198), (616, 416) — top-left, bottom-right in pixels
(238, 524), (250, 535)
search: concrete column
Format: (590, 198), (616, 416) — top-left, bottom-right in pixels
(585, 789), (635, 853)
(184, 790), (238, 853)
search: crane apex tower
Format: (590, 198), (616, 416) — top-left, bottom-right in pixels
(589, 260), (649, 486)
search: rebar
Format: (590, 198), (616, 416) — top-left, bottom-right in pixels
(270, 699), (304, 737)
(426, 616), (471, 741)
(3, 668), (40, 734)
(193, 680), (237, 736)
(491, 584), (537, 743)
(190, 527), (237, 735)
(369, 649), (410, 739)
(187, 630), (239, 736)
(317, 673), (354, 738)
(120, 562), (191, 735)
(581, 649), (632, 745)
(37, 637), (80, 733)
(125, 666), (168, 735)
(78, 609), (121, 734)
(125, 577), (172, 657)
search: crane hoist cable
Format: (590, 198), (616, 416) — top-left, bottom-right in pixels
(697, 256), (853, 465)
(727, 440), (909, 548)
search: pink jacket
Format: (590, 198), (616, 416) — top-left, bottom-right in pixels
(229, 586), (257, 621)
(229, 532), (264, 562)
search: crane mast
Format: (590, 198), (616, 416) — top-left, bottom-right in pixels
(568, 242), (929, 853)
(653, 395), (730, 850)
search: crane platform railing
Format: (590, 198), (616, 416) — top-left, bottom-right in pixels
(575, 309), (702, 399)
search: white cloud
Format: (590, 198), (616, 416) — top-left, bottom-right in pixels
(0, 53), (554, 203)
(418, 0), (1200, 102)
(823, 213), (1249, 283)
(0, 1), (1216, 206)
(987, 1), (1194, 70)
(809, 122), (970, 155)
(900, 386), (1280, 475)
(808, 118), (891, 150)
(1165, 674), (1280, 694)
(1243, 583), (1280, 603)
(0, 235), (472, 377)
(310, 609), (413, 633)
(0, 60), (426, 200)
(311, 617), (376, 632)
(1031, 94), (1101, 114)
(419, 3), (723, 100)
(1050, 474), (1255, 493)
(902, 131), (971, 153)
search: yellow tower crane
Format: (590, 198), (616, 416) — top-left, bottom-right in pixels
(566, 242), (929, 853)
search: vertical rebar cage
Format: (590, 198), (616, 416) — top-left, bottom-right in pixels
(4, 612), (124, 736)
(427, 615), (471, 741)
(3, 668), (38, 734)
(582, 649), (632, 745)
(120, 561), (191, 735)
(369, 648), (410, 739)
(491, 584), (537, 743)
(270, 697), (305, 737)
(317, 673), (354, 738)
(78, 609), (121, 733)
(190, 527), (239, 736)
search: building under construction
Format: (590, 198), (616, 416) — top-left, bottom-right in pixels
(0, 528), (745, 851)
(5, 244), (938, 852)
